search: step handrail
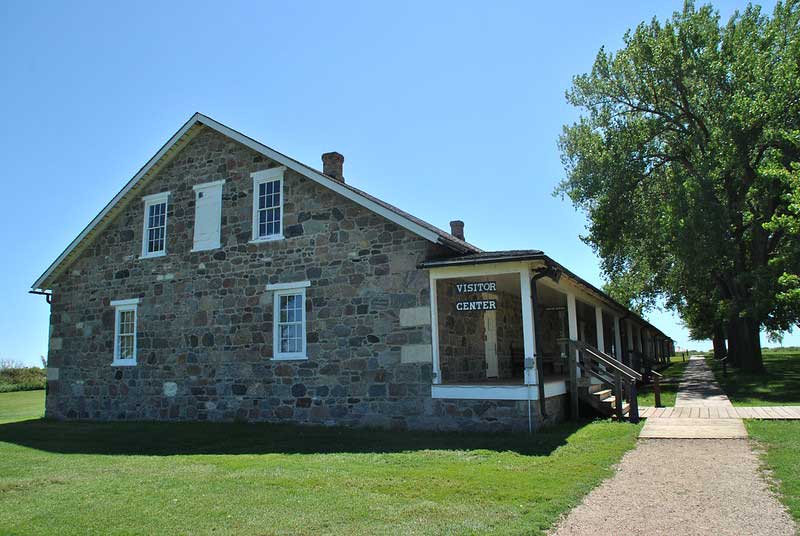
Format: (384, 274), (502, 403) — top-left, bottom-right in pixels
(568, 340), (643, 382)
(564, 339), (641, 423)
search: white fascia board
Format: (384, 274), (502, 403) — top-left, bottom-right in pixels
(31, 114), (202, 291)
(428, 261), (529, 280)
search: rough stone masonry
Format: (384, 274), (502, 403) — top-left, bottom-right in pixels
(44, 125), (566, 431)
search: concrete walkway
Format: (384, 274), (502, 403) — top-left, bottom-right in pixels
(640, 356), (747, 439)
(550, 355), (797, 536)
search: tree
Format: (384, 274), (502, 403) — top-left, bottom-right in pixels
(557, 1), (800, 371)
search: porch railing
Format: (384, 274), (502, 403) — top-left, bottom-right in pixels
(566, 339), (643, 423)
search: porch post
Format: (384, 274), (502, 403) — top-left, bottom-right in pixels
(613, 315), (623, 361)
(428, 273), (441, 385)
(567, 292), (579, 370)
(519, 269), (537, 386)
(636, 325), (643, 352)
(566, 291), (580, 418)
(595, 306), (605, 353)
(626, 319), (635, 352)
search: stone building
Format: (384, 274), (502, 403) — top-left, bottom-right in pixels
(32, 113), (674, 432)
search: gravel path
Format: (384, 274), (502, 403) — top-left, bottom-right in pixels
(549, 438), (796, 536)
(549, 356), (797, 535)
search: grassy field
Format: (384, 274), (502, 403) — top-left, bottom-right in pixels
(709, 351), (800, 406)
(746, 420), (800, 523)
(0, 390), (642, 535)
(636, 355), (690, 407)
(0, 389), (44, 423)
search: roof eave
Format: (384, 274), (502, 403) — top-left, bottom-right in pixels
(32, 113), (480, 290)
(417, 251), (669, 339)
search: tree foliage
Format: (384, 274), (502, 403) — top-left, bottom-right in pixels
(557, 1), (800, 371)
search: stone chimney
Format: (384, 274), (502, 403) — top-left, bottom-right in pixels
(322, 152), (345, 183)
(450, 220), (465, 240)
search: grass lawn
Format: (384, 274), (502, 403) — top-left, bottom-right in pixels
(636, 355), (690, 407)
(746, 420), (800, 523)
(709, 351), (800, 406)
(0, 389), (44, 423)
(0, 391), (642, 535)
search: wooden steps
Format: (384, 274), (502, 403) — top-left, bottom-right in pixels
(583, 383), (630, 418)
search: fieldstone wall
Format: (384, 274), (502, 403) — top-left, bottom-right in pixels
(494, 290), (524, 380)
(43, 125), (568, 432)
(437, 282), (486, 383)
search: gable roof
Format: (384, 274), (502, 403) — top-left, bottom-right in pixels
(31, 113), (480, 291)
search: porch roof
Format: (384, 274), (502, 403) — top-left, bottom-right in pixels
(419, 250), (545, 267)
(420, 250), (672, 341)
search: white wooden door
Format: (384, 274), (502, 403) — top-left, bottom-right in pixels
(193, 181), (224, 251)
(484, 310), (498, 378)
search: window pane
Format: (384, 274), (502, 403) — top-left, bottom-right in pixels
(146, 201), (167, 253)
(277, 292), (303, 355)
(116, 308), (136, 361)
(256, 180), (281, 238)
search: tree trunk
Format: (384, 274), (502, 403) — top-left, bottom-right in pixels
(712, 324), (727, 361)
(726, 319), (741, 368)
(732, 316), (763, 372)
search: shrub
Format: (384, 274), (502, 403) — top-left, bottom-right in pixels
(0, 366), (46, 392)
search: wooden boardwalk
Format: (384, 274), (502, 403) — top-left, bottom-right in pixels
(640, 356), (748, 438)
(639, 405), (800, 419)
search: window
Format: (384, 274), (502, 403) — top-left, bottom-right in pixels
(251, 167), (286, 242)
(111, 298), (140, 366)
(192, 180), (225, 251)
(141, 192), (170, 257)
(268, 281), (310, 360)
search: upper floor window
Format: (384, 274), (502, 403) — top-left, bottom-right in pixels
(111, 298), (140, 366)
(251, 167), (285, 242)
(141, 192), (170, 258)
(267, 281), (310, 360)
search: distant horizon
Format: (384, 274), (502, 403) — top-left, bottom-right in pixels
(2, 0), (796, 366)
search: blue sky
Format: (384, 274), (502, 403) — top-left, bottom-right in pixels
(1, 0), (794, 366)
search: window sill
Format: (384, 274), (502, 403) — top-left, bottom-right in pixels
(249, 235), (284, 244)
(271, 355), (307, 361)
(111, 360), (137, 367)
(190, 245), (221, 253)
(139, 251), (166, 259)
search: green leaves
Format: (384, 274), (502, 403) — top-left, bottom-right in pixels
(558, 1), (800, 349)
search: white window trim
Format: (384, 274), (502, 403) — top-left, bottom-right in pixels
(111, 298), (141, 366)
(266, 280), (311, 291)
(192, 179), (226, 191)
(140, 191), (170, 259)
(191, 180), (226, 252)
(271, 282), (308, 361)
(251, 167), (286, 243)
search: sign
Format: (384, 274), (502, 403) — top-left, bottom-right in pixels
(455, 281), (496, 293)
(454, 280), (497, 312)
(456, 300), (497, 311)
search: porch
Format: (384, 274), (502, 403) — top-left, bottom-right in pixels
(422, 251), (674, 423)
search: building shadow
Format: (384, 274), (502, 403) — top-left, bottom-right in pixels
(0, 418), (594, 457)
